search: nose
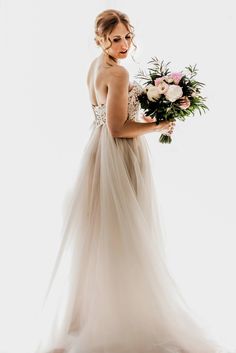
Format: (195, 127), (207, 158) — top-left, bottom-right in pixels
(121, 38), (129, 49)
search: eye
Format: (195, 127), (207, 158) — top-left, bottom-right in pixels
(113, 35), (132, 43)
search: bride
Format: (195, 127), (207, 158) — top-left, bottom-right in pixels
(34, 9), (229, 353)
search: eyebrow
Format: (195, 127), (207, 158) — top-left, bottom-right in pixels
(112, 32), (131, 38)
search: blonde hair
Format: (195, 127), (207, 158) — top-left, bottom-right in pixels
(94, 9), (137, 63)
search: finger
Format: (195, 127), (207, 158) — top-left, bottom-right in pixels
(143, 116), (153, 121)
(140, 112), (146, 120)
(144, 116), (156, 123)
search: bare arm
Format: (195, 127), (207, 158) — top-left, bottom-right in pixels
(106, 66), (172, 138)
(114, 119), (162, 138)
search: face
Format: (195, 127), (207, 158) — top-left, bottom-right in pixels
(101, 22), (133, 59)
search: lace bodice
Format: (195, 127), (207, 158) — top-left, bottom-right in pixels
(91, 80), (143, 127)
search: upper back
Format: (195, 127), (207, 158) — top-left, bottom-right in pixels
(87, 56), (131, 106)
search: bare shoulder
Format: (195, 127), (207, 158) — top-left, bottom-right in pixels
(107, 65), (129, 92)
(108, 65), (129, 82)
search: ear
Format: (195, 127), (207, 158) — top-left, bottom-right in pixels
(99, 37), (104, 45)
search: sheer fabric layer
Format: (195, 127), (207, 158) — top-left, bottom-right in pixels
(34, 81), (228, 353)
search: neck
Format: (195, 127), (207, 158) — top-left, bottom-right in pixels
(100, 52), (120, 67)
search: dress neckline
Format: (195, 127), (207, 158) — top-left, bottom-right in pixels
(92, 81), (137, 108)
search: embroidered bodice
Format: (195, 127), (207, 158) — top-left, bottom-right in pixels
(91, 80), (143, 127)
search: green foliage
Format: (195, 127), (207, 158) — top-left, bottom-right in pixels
(136, 57), (172, 84)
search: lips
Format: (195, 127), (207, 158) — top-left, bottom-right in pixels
(120, 50), (127, 54)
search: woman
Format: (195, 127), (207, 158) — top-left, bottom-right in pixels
(35, 9), (228, 353)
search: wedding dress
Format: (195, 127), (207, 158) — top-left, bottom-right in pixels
(34, 80), (229, 353)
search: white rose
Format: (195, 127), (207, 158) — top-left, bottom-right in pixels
(146, 85), (161, 102)
(164, 75), (174, 84)
(165, 84), (183, 102)
(156, 81), (169, 94)
(143, 84), (153, 93)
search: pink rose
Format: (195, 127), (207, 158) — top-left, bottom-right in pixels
(154, 77), (165, 86)
(179, 96), (191, 109)
(170, 72), (183, 85)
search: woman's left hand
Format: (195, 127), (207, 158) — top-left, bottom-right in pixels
(140, 112), (176, 134)
(140, 112), (156, 123)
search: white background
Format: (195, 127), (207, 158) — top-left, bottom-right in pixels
(0, 1), (236, 352)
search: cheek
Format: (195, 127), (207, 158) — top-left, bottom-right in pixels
(112, 42), (120, 50)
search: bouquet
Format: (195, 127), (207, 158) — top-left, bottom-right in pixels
(135, 57), (209, 143)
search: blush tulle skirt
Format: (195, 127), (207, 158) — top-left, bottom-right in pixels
(34, 122), (228, 353)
